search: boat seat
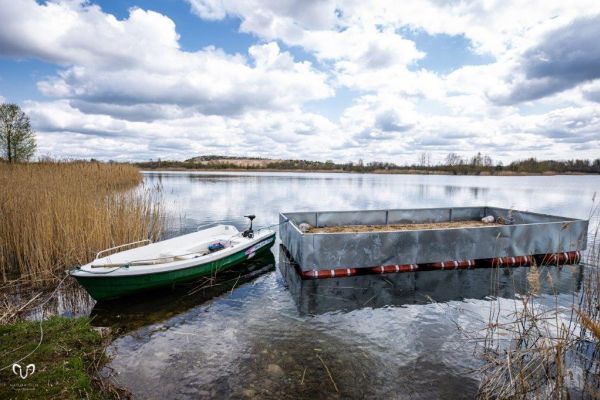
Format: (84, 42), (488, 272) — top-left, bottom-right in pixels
(159, 250), (204, 259)
(185, 244), (210, 254)
(159, 250), (180, 259)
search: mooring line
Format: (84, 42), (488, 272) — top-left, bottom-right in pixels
(256, 218), (288, 232)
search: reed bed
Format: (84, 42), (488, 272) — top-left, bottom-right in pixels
(0, 161), (164, 286)
(477, 201), (600, 399)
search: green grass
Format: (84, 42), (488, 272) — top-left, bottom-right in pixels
(0, 316), (119, 399)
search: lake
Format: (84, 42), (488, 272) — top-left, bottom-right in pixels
(96, 172), (600, 399)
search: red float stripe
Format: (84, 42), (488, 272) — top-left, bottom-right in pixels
(430, 260), (475, 270)
(301, 267), (358, 279)
(541, 251), (580, 265)
(296, 251), (581, 280)
(372, 264), (419, 274)
(490, 255), (533, 267)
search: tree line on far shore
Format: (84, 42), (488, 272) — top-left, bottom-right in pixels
(137, 152), (600, 175)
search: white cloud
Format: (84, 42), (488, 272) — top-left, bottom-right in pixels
(582, 80), (600, 103)
(488, 15), (600, 105)
(1, 0), (599, 162)
(187, 0), (425, 85)
(340, 95), (418, 142)
(188, 0), (338, 32)
(24, 99), (343, 161)
(0, 1), (179, 66)
(36, 42), (331, 115)
(187, 0), (600, 98)
(187, 0), (227, 20)
(0, 0), (332, 116)
(187, 0), (600, 58)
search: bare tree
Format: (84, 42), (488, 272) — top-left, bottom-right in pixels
(0, 103), (36, 162)
(483, 154), (493, 167)
(417, 152), (432, 167)
(445, 152), (462, 166)
(470, 152), (483, 167)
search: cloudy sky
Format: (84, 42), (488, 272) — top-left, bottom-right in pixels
(0, 0), (599, 163)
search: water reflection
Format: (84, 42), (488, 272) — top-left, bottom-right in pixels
(145, 171), (599, 236)
(101, 172), (599, 399)
(103, 246), (585, 399)
(10, 279), (96, 321)
(105, 247), (484, 399)
(279, 247), (584, 315)
(91, 252), (275, 333)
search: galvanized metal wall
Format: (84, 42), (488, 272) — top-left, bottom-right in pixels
(280, 207), (588, 271)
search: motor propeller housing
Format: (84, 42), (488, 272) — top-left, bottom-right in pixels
(242, 214), (255, 238)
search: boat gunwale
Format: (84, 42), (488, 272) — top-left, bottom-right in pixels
(70, 230), (276, 278)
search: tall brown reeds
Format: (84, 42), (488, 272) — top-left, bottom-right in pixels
(477, 200), (600, 399)
(0, 161), (164, 285)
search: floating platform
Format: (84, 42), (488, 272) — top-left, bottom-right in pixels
(278, 247), (584, 314)
(279, 207), (588, 278)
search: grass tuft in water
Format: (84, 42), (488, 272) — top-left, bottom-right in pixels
(477, 200), (600, 399)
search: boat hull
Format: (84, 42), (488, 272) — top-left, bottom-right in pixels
(73, 233), (275, 301)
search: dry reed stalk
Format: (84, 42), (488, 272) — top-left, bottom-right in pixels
(0, 292), (42, 324)
(476, 200), (600, 399)
(527, 264), (541, 295)
(316, 354), (339, 393)
(577, 309), (600, 341)
(0, 161), (164, 286)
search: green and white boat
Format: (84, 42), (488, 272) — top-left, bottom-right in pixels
(70, 217), (275, 301)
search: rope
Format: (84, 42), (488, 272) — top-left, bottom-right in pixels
(74, 266), (126, 274)
(0, 273), (69, 372)
(256, 218), (288, 232)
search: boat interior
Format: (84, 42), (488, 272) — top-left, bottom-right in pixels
(90, 225), (246, 268)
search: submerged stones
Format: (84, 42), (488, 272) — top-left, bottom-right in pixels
(266, 363), (285, 377)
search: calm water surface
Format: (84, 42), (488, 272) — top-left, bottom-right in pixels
(96, 172), (600, 399)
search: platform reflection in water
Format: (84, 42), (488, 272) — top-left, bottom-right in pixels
(91, 252), (275, 332)
(279, 246), (584, 315)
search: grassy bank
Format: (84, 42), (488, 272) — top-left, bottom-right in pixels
(0, 162), (164, 286)
(0, 316), (122, 399)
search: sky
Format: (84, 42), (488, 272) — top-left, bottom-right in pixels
(0, 0), (599, 164)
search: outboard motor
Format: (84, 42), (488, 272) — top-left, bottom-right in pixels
(242, 215), (255, 238)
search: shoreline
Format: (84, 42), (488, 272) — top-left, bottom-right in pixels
(138, 167), (594, 176)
